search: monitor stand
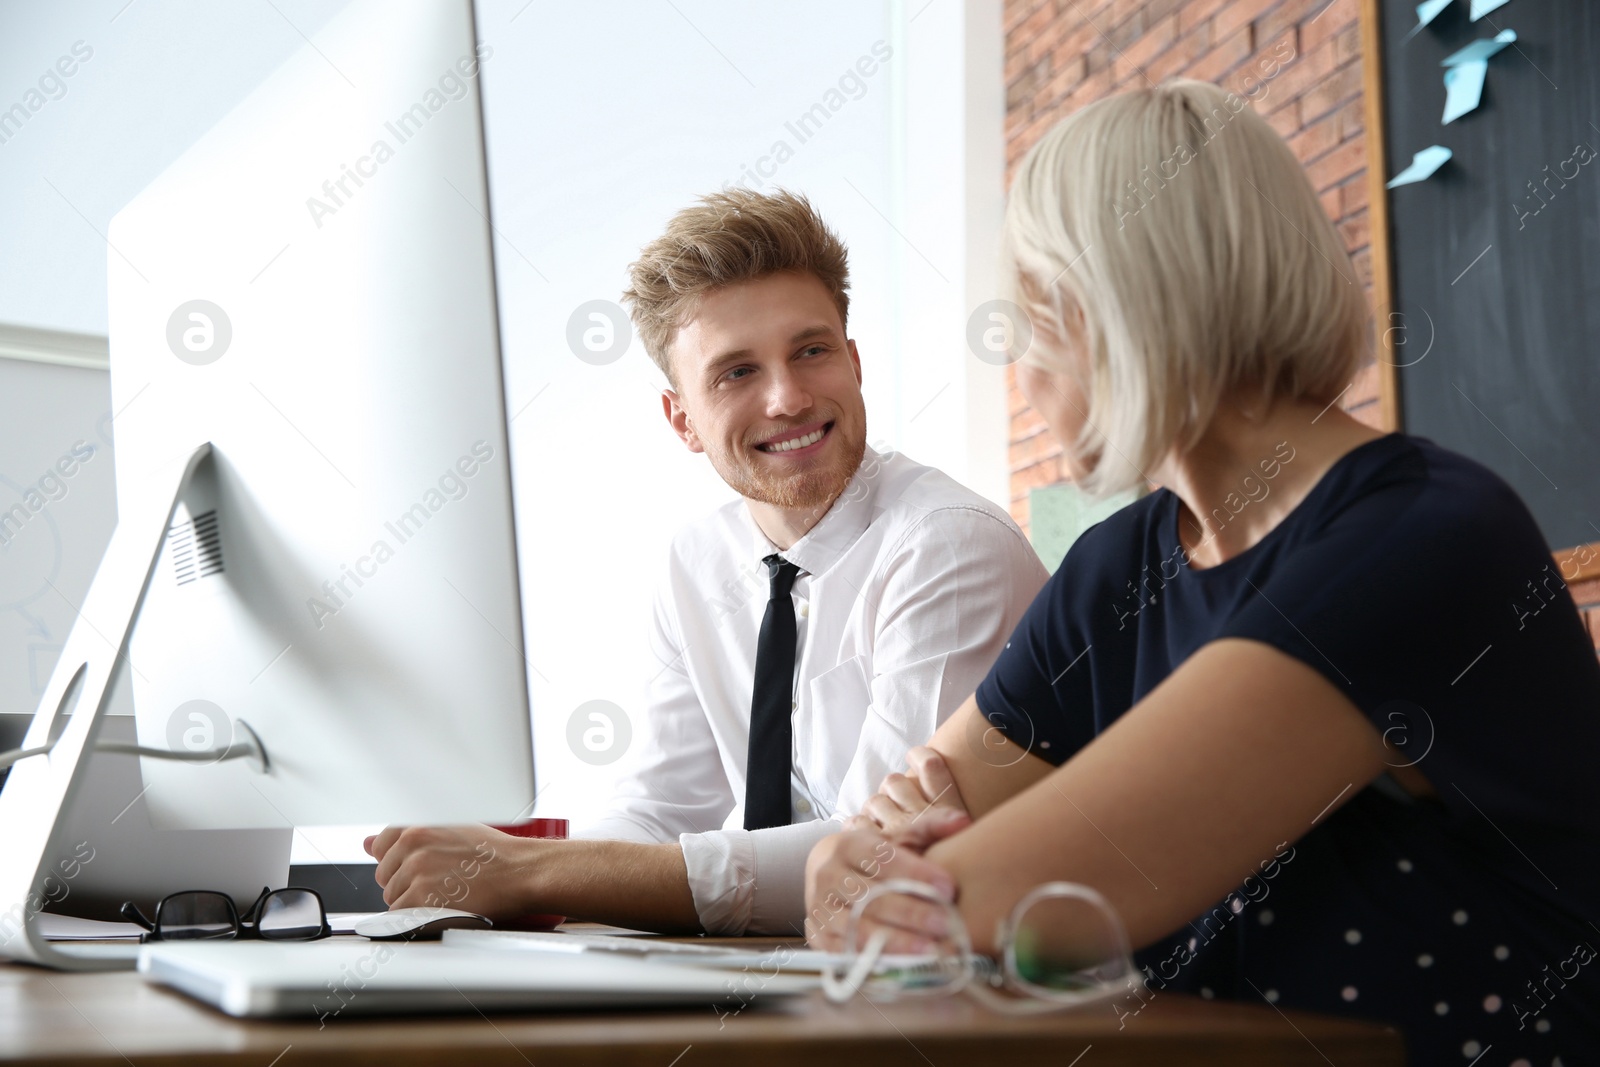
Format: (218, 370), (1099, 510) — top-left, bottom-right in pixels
(0, 443), (214, 971)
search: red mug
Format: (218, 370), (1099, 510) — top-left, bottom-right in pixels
(488, 818), (569, 930)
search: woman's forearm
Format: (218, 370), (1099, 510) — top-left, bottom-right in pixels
(925, 694), (1056, 819)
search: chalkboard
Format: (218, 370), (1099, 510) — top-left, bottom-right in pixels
(1370, 0), (1600, 560)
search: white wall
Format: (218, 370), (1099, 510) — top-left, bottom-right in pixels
(0, 0), (1006, 859)
(0, 0), (349, 333)
(0, 356), (118, 717)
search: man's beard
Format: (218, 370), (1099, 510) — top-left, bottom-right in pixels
(707, 413), (867, 518)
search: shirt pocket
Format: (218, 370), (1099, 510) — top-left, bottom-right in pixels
(801, 654), (872, 811)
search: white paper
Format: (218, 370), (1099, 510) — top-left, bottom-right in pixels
(329, 911), (382, 935)
(34, 914), (145, 941)
(1387, 145), (1454, 188)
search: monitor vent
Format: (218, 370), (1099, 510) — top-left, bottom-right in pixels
(170, 510), (224, 586)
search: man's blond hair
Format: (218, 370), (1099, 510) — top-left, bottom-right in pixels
(1004, 79), (1368, 496)
(622, 188), (850, 386)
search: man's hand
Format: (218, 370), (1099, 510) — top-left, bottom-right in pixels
(366, 825), (538, 917)
(849, 746), (971, 835)
(804, 808), (969, 954)
(366, 828), (704, 932)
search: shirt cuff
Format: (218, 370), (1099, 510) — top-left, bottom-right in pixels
(679, 820), (844, 935)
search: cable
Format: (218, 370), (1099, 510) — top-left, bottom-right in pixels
(0, 719), (270, 774)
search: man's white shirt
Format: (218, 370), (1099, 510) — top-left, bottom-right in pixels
(578, 446), (1048, 934)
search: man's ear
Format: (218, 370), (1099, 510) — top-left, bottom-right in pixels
(847, 338), (862, 386)
(661, 389), (705, 454)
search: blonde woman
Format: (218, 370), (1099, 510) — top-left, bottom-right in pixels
(805, 80), (1600, 1063)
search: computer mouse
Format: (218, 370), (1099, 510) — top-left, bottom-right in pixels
(353, 907), (493, 941)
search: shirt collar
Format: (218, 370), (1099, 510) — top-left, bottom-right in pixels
(740, 445), (885, 579)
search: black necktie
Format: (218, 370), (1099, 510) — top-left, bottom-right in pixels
(745, 554), (800, 831)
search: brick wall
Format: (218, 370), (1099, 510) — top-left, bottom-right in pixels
(1003, 0), (1372, 530)
(1000, 0), (1600, 657)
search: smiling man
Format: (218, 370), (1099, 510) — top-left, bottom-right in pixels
(367, 189), (1047, 935)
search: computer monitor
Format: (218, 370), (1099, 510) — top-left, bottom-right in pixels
(0, 0), (534, 968)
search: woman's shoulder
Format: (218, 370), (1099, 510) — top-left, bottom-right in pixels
(1311, 433), (1547, 559)
(1385, 433), (1522, 504)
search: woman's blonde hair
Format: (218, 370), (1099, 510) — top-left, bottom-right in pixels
(1004, 78), (1368, 497)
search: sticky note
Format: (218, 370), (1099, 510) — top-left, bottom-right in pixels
(1470, 0), (1510, 19)
(1405, 0), (1454, 40)
(1387, 145), (1453, 188)
(1028, 483), (1142, 573)
(1442, 28), (1516, 66)
(1417, 0), (1454, 28)
(1442, 59), (1489, 123)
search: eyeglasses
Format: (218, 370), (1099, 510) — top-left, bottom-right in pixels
(821, 879), (1137, 1014)
(120, 886), (332, 943)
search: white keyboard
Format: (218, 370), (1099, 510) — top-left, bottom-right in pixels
(444, 928), (747, 957)
(441, 928), (931, 977)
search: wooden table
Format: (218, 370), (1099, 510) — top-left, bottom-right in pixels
(0, 931), (1405, 1066)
